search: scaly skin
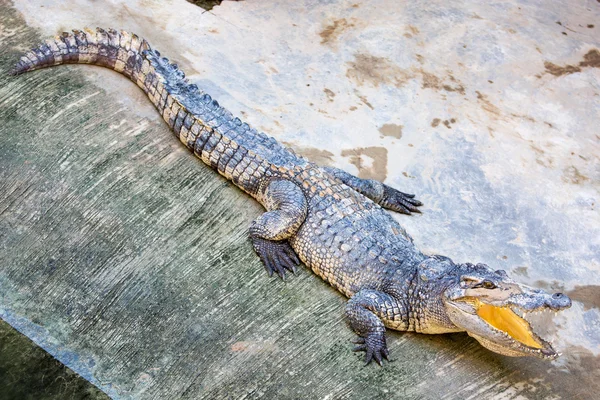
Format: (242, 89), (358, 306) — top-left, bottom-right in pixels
(11, 28), (572, 365)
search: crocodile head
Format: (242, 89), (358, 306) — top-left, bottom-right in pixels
(443, 262), (571, 359)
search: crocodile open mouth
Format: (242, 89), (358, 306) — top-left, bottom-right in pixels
(448, 297), (561, 359)
(476, 302), (544, 349)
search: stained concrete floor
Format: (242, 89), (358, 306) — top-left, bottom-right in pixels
(1, 0), (599, 398)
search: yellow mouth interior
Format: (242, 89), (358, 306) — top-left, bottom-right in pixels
(477, 303), (543, 348)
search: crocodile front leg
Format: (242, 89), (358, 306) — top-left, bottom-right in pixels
(346, 289), (408, 365)
(250, 179), (307, 279)
(322, 167), (422, 214)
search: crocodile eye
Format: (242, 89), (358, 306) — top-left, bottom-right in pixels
(481, 280), (496, 289)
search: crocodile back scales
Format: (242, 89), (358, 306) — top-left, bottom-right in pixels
(12, 28), (425, 298)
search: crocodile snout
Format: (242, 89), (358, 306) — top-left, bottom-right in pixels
(548, 292), (571, 309)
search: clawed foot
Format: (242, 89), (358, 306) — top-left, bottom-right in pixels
(380, 186), (423, 215)
(251, 237), (300, 280)
(352, 334), (389, 366)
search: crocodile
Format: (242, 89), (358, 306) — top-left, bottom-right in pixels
(11, 28), (572, 365)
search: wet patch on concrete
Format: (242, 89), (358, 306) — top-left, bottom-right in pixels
(403, 25), (420, 39)
(323, 88), (336, 102)
(319, 18), (355, 46)
(346, 53), (466, 96)
(341, 147), (388, 181)
(530, 144), (554, 167)
(421, 70), (466, 95)
(567, 285), (600, 311)
(431, 118), (457, 129)
(562, 165), (589, 184)
(378, 123), (403, 139)
(543, 49), (600, 76)
(513, 266), (529, 277)
(353, 90), (374, 109)
(442, 118), (457, 129)
(475, 90), (502, 117)
(346, 53), (409, 87)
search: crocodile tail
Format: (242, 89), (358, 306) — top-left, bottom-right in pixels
(11, 28), (302, 196)
(10, 28), (151, 77)
(10, 28), (207, 150)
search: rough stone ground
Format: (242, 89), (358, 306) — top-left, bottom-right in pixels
(0, 0), (599, 398)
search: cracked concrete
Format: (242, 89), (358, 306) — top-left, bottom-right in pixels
(1, 0), (599, 398)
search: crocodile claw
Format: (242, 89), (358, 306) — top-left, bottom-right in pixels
(380, 186), (423, 215)
(252, 237), (300, 280)
(351, 335), (389, 366)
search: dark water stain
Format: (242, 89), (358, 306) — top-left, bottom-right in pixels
(442, 118), (457, 128)
(511, 113), (536, 122)
(323, 88), (336, 102)
(341, 147), (388, 181)
(442, 119), (457, 129)
(534, 279), (565, 292)
(346, 53), (465, 95)
(320, 18), (355, 46)
(540, 346), (600, 396)
(421, 71), (441, 90)
(562, 165), (589, 184)
(530, 144), (554, 167)
(544, 61), (582, 76)
(346, 53), (408, 88)
(580, 49), (600, 67)
(283, 142), (334, 166)
(353, 90), (374, 110)
(378, 123), (403, 139)
(513, 266), (529, 277)
(494, 346), (600, 398)
(475, 91), (502, 117)
(544, 49), (600, 76)
(567, 285), (600, 310)
(421, 70), (466, 95)
(442, 84), (465, 94)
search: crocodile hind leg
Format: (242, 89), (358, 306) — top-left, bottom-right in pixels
(322, 166), (422, 214)
(346, 289), (408, 365)
(250, 179), (308, 280)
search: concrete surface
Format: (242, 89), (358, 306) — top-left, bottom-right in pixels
(0, 318), (108, 400)
(1, 0), (599, 398)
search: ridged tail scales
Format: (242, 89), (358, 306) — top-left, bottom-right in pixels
(11, 28), (302, 197)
